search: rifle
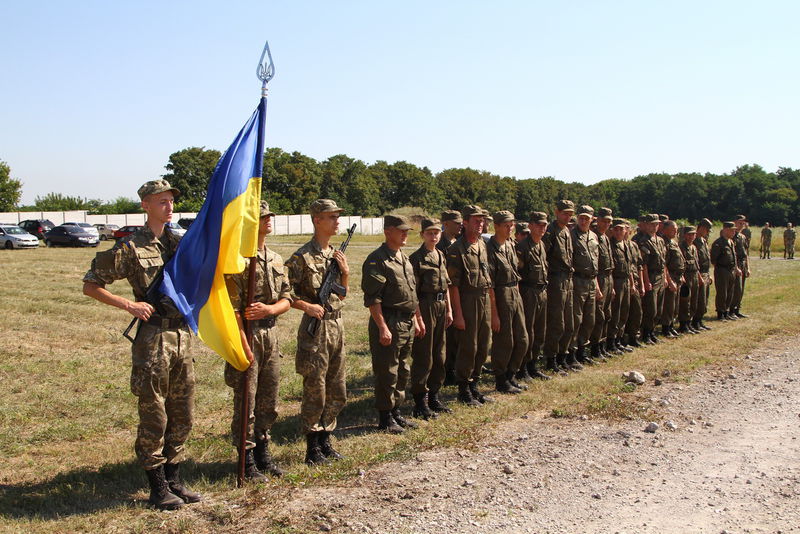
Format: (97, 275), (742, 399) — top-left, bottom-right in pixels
(306, 224), (356, 337)
(122, 269), (166, 343)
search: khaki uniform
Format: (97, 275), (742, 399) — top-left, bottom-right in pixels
(590, 231), (615, 345)
(626, 239), (644, 340)
(516, 236), (548, 367)
(437, 235), (459, 374)
(760, 227), (772, 259)
(224, 247), (291, 449)
(362, 244), (418, 411)
(286, 239), (347, 434)
(784, 228), (796, 259)
(662, 237), (685, 327)
(610, 236), (632, 339)
(83, 225), (194, 470)
(693, 235), (711, 323)
(730, 231), (749, 312)
(487, 237), (529, 376)
(447, 236), (492, 383)
(542, 222), (574, 357)
(710, 236), (737, 314)
(678, 241), (699, 322)
(571, 227), (599, 349)
(634, 232), (666, 332)
(409, 244), (450, 395)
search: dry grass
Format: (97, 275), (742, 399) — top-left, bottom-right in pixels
(0, 235), (798, 533)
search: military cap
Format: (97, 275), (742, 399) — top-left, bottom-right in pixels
(529, 211), (548, 224)
(310, 198), (344, 215)
(734, 214), (747, 221)
(682, 225), (697, 234)
(612, 218), (628, 227)
(556, 199), (575, 212)
(638, 214), (650, 222)
(259, 200), (275, 217)
(493, 210), (515, 224)
(421, 217), (442, 232)
(138, 179), (180, 200)
(384, 214), (411, 230)
(663, 220), (677, 228)
(481, 208), (492, 218)
(576, 205), (595, 217)
(659, 214), (669, 222)
(644, 213), (660, 223)
(722, 221), (735, 229)
(698, 218), (713, 228)
(440, 210), (463, 223)
(569, 215), (577, 224)
(515, 222), (531, 234)
(596, 207), (613, 220)
(461, 204), (484, 219)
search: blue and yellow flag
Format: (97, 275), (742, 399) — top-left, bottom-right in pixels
(161, 98), (266, 371)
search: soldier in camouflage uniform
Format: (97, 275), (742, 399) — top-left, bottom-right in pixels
(633, 214), (669, 344)
(569, 206), (601, 368)
(590, 207), (619, 356)
(784, 223), (796, 259)
(609, 219), (634, 354)
(692, 218), (713, 331)
(677, 225), (701, 334)
(224, 201), (292, 481)
(710, 222), (738, 320)
(82, 180), (200, 510)
(438, 210), (462, 386)
(515, 221), (531, 244)
(515, 212), (550, 380)
(487, 211), (529, 393)
(362, 215), (421, 434)
(625, 219), (646, 348)
(286, 199), (350, 464)
(661, 221), (684, 338)
(542, 200), (575, 373)
(760, 223), (772, 259)
(730, 215), (750, 318)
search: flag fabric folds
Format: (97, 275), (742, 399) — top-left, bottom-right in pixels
(161, 98), (266, 371)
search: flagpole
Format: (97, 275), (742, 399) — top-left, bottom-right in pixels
(237, 40), (275, 488)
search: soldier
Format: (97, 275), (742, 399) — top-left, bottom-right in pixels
(590, 207), (618, 356)
(570, 206), (601, 368)
(515, 222), (531, 244)
(542, 200), (575, 374)
(693, 218), (713, 331)
(785, 223), (796, 259)
(710, 222), (738, 320)
(362, 215), (421, 433)
(487, 211), (529, 393)
(409, 218), (453, 419)
(730, 215), (750, 318)
(516, 212), (550, 380)
(633, 214), (669, 344)
(447, 205), (494, 406)
(677, 225), (701, 334)
(286, 199), (350, 464)
(609, 219), (634, 354)
(625, 219), (646, 348)
(224, 201), (291, 482)
(438, 210), (462, 386)
(82, 180), (200, 510)
(760, 222), (772, 259)
(661, 221), (684, 338)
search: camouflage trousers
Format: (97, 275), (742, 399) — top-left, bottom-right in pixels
(570, 276), (596, 349)
(455, 289), (491, 383)
(611, 276), (630, 339)
(641, 274), (665, 331)
(730, 266), (747, 311)
(693, 272), (711, 322)
(491, 285), (529, 376)
(131, 323), (195, 470)
(520, 283), (547, 366)
(296, 314), (346, 434)
(370, 309), (415, 411)
(543, 273), (574, 357)
(626, 285), (643, 339)
(225, 325), (280, 449)
(785, 240), (795, 259)
(714, 267), (736, 314)
(679, 271), (699, 322)
(590, 273), (614, 344)
(410, 297), (447, 395)
(662, 273), (682, 327)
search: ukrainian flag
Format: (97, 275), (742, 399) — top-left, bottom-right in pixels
(161, 98), (266, 371)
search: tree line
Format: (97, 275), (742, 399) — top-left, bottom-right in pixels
(3, 150), (799, 224)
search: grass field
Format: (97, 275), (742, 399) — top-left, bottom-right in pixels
(1, 229), (798, 533)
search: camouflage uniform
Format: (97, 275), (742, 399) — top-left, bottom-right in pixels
(784, 226), (796, 259)
(515, 214), (549, 373)
(678, 230), (700, 325)
(610, 222), (632, 342)
(590, 208), (615, 349)
(438, 211), (462, 381)
(662, 233), (685, 330)
(542, 203), (575, 367)
(83, 224), (194, 470)
(730, 226), (749, 314)
(224, 246), (291, 449)
(570, 213), (600, 353)
(693, 219), (713, 325)
(760, 226), (772, 259)
(634, 217), (667, 336)
(710, 226), (737, 316)
(625, 236), (644, 342)
(286, 238), (347, 434)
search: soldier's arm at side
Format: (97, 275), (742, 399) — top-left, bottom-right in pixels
(368, 304), (392, 346)
(488, 288), (500, 333)
(83, 282), (154, 320)
(233, 312), (255, 364)
(448, 286), (465, 330)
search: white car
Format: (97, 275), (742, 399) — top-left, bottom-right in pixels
(63, 222), (100, 237)
(167, 222), (187, 237)
(0, 224), (40, 249)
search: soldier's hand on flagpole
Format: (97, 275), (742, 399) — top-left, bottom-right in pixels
(333, 250), (349, 275)
(128, 301), (155, 320)
(244, 302), (272, 320)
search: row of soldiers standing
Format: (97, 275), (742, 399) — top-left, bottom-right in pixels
(759, 222), (797, 259)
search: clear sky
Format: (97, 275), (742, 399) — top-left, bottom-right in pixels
(2, 0), (798, 205)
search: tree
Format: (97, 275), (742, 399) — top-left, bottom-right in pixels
(387, 161), (444, 213)
(33, 192), (90, 211)
(262, 149), (321, 213)
(162, 147), (222, 209)
(0, 160), (23, 211)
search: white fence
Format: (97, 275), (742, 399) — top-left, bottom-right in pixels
(0, 211), (385, 235)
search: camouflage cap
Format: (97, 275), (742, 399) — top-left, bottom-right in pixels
(493, 210), (515, 224)
(659, 214), (669, 222)
(421, 217), (442, 232)
(481, 208), (492, 218)
(577, 205), (594, 217)
(310, 198), (344, 215)
(612, 218), (628, 227)
(638, 214), (650, 223)
(259, 200), (275, 217)
(440, 210), (463, 223)
(722, 221), (735, 229)
(682, 225), (697, 234)
(384, 214), (411, 230)
(462, 204), (484, 219)
(529, 211), (548, 224)
(138, 179), (180, 200)
(515, 222), (531, 234)
(698, 218), (713, 228)
(734, 214), (747, 221)
(556, 199), (575, 212)
(644, 213), (660, 223)
(596, 207), (613, 220)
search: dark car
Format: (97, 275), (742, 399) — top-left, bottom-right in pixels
(44, 225), (99, 247)
(113, 225), (143, 241)
(177, 218), (195, 229)
(18, 219), (55, 239)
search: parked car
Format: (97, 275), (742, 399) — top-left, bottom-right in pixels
(113, 225), (143, 241)
(94, 223), (120, 240)
(63, 222), (100, 238)
(18, 219), (55, 239)
(0, 224), (40, 249)
(167, 222), (187, 237)
(177, 218), (195, 229)
(44, 225), (99, 247)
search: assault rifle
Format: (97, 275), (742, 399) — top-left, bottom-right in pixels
(122, 269), (165, 343)
(306, 224), (356, 337)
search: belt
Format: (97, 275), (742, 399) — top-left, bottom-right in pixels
(323, 310), (341, 320)
(146, 315), (186, 329)
(382, 307), (415, 320)
(573, 272), (596, 280)
(250, 316), (276, 328)
(420, 291), (447, 301)
(495, 281), (519, 288)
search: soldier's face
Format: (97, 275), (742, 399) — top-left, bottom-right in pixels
(577, 215), (591, 232)
(596, 218), (611, 233)
(663, 225), (677, 239)
(260, 215), (273, 235)
(464, 215), (484, 237)
(530, 222), (547, 240)
(556, 209), (573, 226)
(612, 226), (625, 240)
(697, 226), (709, 238)
(735, 221), (745, 231)
(684, 232), (696, 245)
(422, 228), (441, 248)
(141, 192), (174, 224)
(496, 221), (514, 239)
(443, 220), (462, 237)
(385, 227), (409, 249)
(314, 212), (340, 236)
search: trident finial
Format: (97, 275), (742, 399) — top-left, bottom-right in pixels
(257, 41), (275, 96)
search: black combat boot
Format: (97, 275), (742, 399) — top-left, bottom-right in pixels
(545, 355), (559, 373)
(507, 370), (528, 390)
(145, 466), (184, 510)
(670, 324), (681, 337)
(575, 345), (590, 365)
(254, 438), (286, 476)
(469, 381), (494, 404)
(527, 358), (551, 380)
(495, 373), (522, 394)
(318, 431), (344, 461)
(616, 336), (633, 352)
(378, 411), (404, 433)
(412, 392), (438, 420)
(240, 448), (268, 482)
(677, 322), (689, 334)
(734, 308), (748, 318)
(515, 365), (533, 382)
(641, 329), (653, 344)
(661, 325), (676, 339)
(687, 321), (700, 334)
(699, 319), (711, 331)
(555, 353), (571, 372)
(305, 432), (329, 464)
(627, 333), (642, 348)
(391, 407), (418, 429)
(717, 311), (726, 321)
(457, 381), (481, 406)
(727, 310), (738, 320)
(588, 342), (605, 363)
(163, 463), (202, 503)
(565, 350), (584, 371)
(444, 368), (457, 386)
(427, 389), (452, 413)
(606, 337), (622, 355)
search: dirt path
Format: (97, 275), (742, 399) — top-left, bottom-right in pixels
(279, 336), (800, 534)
